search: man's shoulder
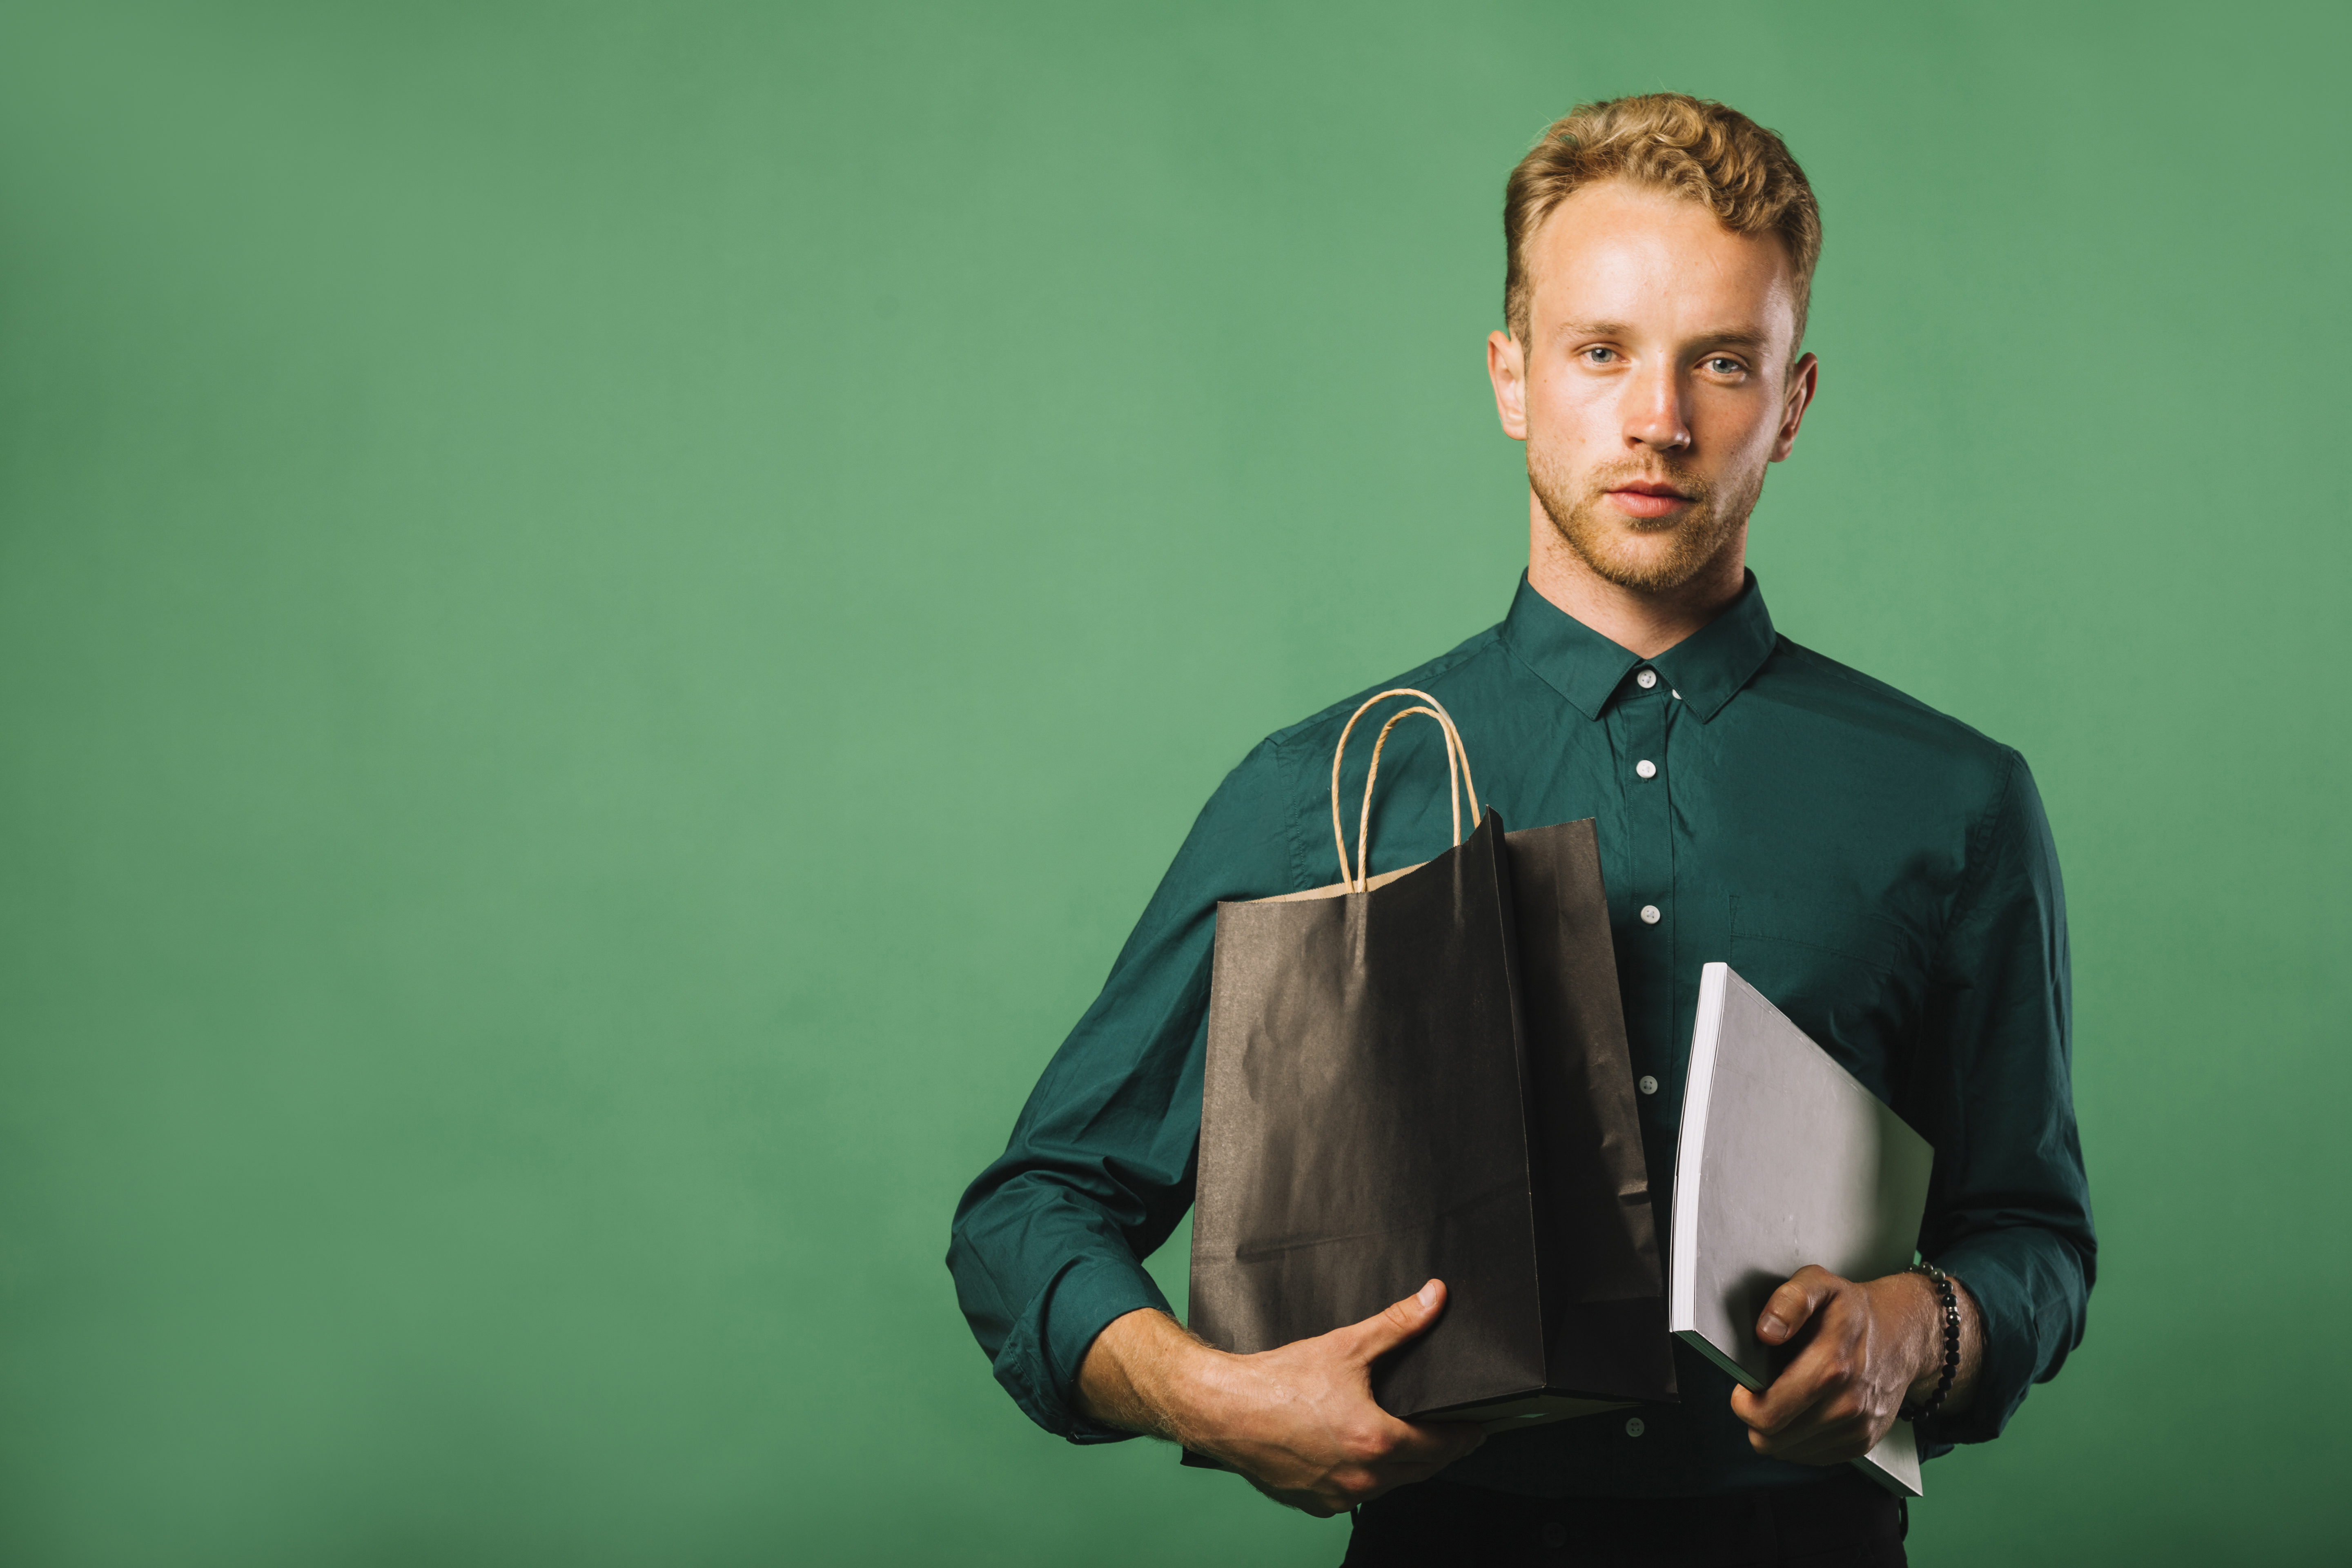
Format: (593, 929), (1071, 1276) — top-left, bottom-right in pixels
(1755, 634), (2024, 794)
(1256, 624), (1511, 759)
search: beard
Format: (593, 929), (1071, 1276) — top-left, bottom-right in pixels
(1528, 439), (1765, 593)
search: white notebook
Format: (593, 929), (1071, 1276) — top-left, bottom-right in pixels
(1668, 963), (1936, 1497)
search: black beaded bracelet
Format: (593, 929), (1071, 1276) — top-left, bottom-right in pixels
(1899, 1262), (1960, 1423)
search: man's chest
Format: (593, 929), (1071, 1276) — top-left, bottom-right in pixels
(1419, 692), (1970, 1109)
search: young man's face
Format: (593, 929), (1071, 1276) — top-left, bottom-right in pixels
(1488, 179), (1816, 593)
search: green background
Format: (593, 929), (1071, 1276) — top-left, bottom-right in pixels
(0, 2), (2342, 1562)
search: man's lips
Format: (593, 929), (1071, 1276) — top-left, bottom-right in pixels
(1605, 480), (1695, 520)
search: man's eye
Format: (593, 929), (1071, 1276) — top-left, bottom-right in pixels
(1704, 357), (1744, 374)
(1583, 347), (1618, 364)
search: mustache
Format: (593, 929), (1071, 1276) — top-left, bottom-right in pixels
(1586, 458), (1711, 501)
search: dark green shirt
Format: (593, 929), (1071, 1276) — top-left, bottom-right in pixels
(948, 574), (2094, 1496)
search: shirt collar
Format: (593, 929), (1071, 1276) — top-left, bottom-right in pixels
(1497, 570), (1778, 724)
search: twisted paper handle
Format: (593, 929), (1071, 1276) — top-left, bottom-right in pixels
(1328, 689), (1482, 893)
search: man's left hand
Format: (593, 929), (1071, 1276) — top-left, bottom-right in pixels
(1729, 1264), (1979, 1465)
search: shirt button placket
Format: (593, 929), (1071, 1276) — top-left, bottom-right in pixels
(1627, 668), (1675, 1080)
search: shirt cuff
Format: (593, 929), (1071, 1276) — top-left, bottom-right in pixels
(991, 1251), (1175, 1444)
(1918, 1233), (2045, 1452)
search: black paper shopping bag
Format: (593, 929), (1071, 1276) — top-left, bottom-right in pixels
(1187, 690), (1673, 1431)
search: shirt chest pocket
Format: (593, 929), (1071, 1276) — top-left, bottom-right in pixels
(1726, 893), (1929, 1106)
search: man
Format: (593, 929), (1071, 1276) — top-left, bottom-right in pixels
(949, 94), (2093, 1564)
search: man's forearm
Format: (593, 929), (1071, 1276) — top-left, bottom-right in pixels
(1076, 1307), (1205, 1441)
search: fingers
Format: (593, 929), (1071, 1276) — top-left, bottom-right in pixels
(1737, 1270), (1855, 1437)
(1766, 1416), (1880, 1467)
(1733, 1361), (1873, 1459)
(1339, 1278), (1448, 1363)
(1731, 1373), (1827, 1441)
(1735, 1385), (1880, 1465)
(1246, 1476), (1346, 1519)
(1240, 1420), (1484, 1518)
(1732, 1269), (1899, 1464)
(1378, 1417), (1488, 1469)
(1756, 1264), (1838, 1347)
(1305, 1420), (1486, 1515)
(1737, 1332), (1839, 1436)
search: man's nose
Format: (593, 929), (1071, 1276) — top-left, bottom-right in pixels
(1622, 365), (1691, 452)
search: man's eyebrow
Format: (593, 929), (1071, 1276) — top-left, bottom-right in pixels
(1551, 321), (1776, 351)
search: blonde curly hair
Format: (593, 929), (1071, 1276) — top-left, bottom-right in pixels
(1503, 94), (1822, 350)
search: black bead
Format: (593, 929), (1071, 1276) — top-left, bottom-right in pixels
(1904, 1262), (1963, 1423)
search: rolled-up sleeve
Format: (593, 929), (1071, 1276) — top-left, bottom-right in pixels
(1912, 750), (2096, 1453)
(947, 739), (1296, 1441)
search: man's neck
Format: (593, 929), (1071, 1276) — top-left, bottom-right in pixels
(1525, 496), (1749, 659)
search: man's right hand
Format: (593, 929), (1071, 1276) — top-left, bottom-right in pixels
(1074, 1279), (1487, 1517)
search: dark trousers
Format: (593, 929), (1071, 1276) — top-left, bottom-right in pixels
(1342, 1472), (1907, 1567)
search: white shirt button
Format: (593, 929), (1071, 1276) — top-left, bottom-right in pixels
(1635, 669), (1659, 690)
(1638, 1074), (1659, 1096)
(1625, 1417), (1646, 1437)
(1639, 904), (1661, 925)
(1635, 760), (1657, 779)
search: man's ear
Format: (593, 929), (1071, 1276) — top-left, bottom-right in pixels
(1770, 352), (1819, 462)
(1487, 329), (1529, 443)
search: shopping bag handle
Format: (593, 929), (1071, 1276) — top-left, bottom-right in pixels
(1330, 689), (1483, 893)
